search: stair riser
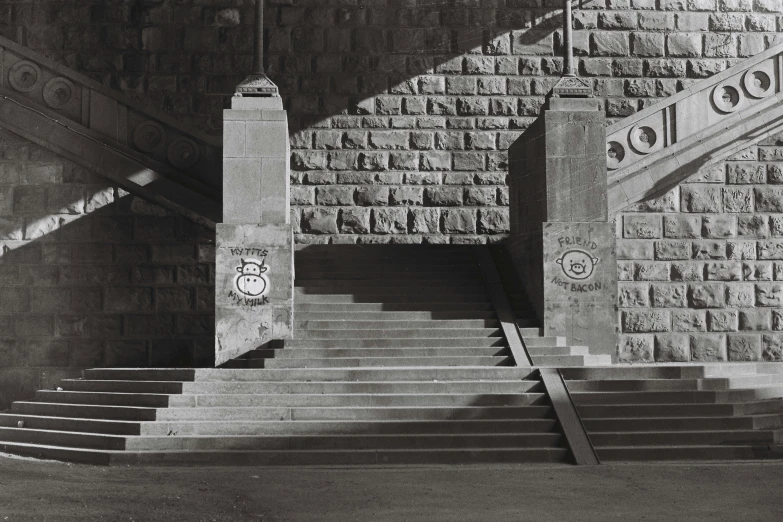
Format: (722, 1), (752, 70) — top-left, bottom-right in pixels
(0, 427), (124, 451)
(294, 329), (502, 340)
(0, 414), (141, 435)
(87, 368), (536, 382)
(294, 320), (500, 329)
(260, 357), (511, 369)
(179, 381), (544, 395)
(295, 312), (498, 321)
(155, 407), (553, 422)
(596, 446), (772, 462)
(12, 404), (156, 422)
(252, 348), (510, 358)
(166, 394), (548, 408)
(109, 448), (571, 466)
(591, 431), (781, 447)
(295, 304), (495, 312)
(61, 380), (184, 394)
(280, 339), (506, 348)
(140, 419), (561, 437)
(571, 390), (760, 405)
(125, 434), (565, 451)
(583, 415), (783, 432)
(35, 391), (170, 408)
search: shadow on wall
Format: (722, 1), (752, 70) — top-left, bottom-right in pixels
(266, 2), (569, 136)
(0, 177), (216, 411)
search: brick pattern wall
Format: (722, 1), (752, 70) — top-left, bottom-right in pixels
(617, 137), (783, 363)
(0, 129), (215, 409)
(2, 0), (781, 243)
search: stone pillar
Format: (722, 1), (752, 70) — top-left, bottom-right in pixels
(215, 92), (294, 366)
(509, 81), (618, 359)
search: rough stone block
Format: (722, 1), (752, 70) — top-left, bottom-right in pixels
(355, 187), (389, 207)
(688, 283), (725, 308)
(619, 283), (650, 307)
(743, 262), (773, 281)
(762, 334), (783, 361)
(737, 215), (769, 238)
(727, 163), (765, 184)
(692, 240), (726, 260)
(755, 283), (783, 307)
(301, 208), (338, 234)
(617, 240), (654, 260)
(651, 283), (687, 307)
(705, 262), (742, 281)
(339, 208), (370, 234)
(727, 334), (761, 361)
(442, 208), (477, 234)
(727, 241), (756, 260)
(681, 186), (722, 213)
(722, 188), (753, 213)
(690, 334), (727, 362)
(708, 310), (738, 332)
(739, 310), (771, 331)
(673, 310), (707, 332)
(663, 216), (701, 238)
(618, 335), (654, 362)
(701, 216), (736, 239)
(410, 208), (440, 234)
(655, 240), (690, 260)
(372, 208), (407, 234)
(623, 215), (662, 239)
(635, 262), (670, 281)
(623, 311), (671, 333)
(655, 334), (691, 362)
(477, 209), (509, 234)
(758, 241), (783, 260)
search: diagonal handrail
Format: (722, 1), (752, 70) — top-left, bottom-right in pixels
(606, 41), (783, 214)
(0, 35), (222, 199)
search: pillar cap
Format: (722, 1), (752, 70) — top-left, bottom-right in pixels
(550, 75), (593, 98)
(235, 73), (279, 97)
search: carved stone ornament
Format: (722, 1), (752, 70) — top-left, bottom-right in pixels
(628, 124), (661, 155)
(42, 77), (76, 109)
(132, 120), (167, 153)
(551, 75), (593, 98)
(712, 83), (742, 114)
(606, 141), (626, 170)
(235, 73), (280, 97)
(8, 60), (41, 93)
(167, 137), (201, 169)
(743, 69), (774, 99)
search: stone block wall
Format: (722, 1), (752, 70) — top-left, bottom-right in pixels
(0, 129), (215, 409)
(617, 137), (783, 363)
(2, 0), (781, 243)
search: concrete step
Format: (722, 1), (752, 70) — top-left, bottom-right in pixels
(70, 379), (542, 395)
(34, 390), (171, 407)
(251, 348), (511, 358)
(140, 418), (561, 437)
(583, 414), (783, 432)
(525, 346), (590, 356)
(295, 279), (485, 287)
(279, 338), (506, 348)
(0, 413), (141, 435)
(577, 400), (783, 419)
(109, 447), (573, 466)
(571, 390), (762, 405)
(295, 311), (498, 320)
(82, 369), (196, 382)
(166, 393), (548, 408)
(595, 444), (781, 462)
(259, 356), (511, 369)
(87, 367), (536, 382)
(0, 427), (125, 451)
(566, 379), (705, 392)
(60, 380), (185, 394)
(517, 327), (543, 336)
(589, 429), (783, 447)
(0, 442), (112, 465)
(522, 337), (567, 348)
(154, 405), (554, 422)
(561, 365), (763, 382)
(529, 355), (612, 367)
(11, 402), (157, 421)
(699, 375), (778, 390)
(294, 328), (503, 340)
(294, 319), (500, 329)
(295, 292), (490, 303)
(294, 303), (495, 312)
(124, 433), (565, 452)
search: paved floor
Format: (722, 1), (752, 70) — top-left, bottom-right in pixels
(0, 454), (781, 521)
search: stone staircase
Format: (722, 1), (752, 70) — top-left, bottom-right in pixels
(562, 364), (783, 461)
(0, 246), (571, 465)
(489, 247), (611, 367)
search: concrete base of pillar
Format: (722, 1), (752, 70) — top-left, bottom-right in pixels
(215, 223), (293, 366)
(541, 221), (618, 360)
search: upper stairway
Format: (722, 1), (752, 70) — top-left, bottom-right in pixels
(607, 40), (783, 214)
(0, 35), (221, 225)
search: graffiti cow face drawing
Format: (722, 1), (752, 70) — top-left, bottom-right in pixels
(556, 250), (599, 281)
(235, 258), (268, 297)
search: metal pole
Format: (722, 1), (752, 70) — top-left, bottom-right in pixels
(253, 0), (265, 74)
(563, 0), (574, 77)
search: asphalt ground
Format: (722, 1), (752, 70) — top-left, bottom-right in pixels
(1, 454), (781, 521)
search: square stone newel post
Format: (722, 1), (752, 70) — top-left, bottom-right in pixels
(508, 75), (618, 360)
(214, 4), (293, 366)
